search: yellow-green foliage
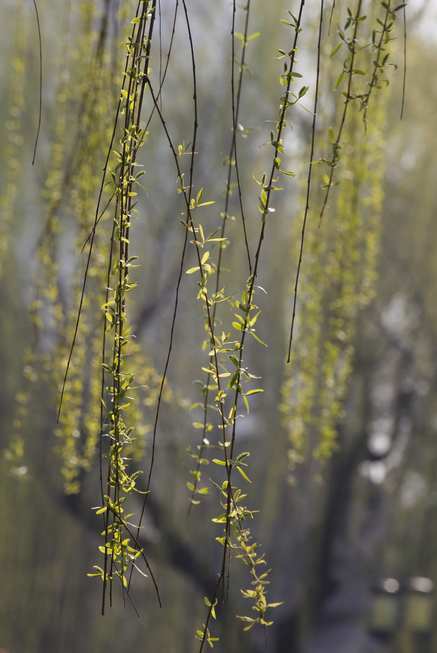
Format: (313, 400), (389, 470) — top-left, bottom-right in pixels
(9, 0), (166, 493)
(2, 0), (405, 640)
(30, 1), (116, 493)
(0, 6), (25, 277)
(282, 97), (386, 467)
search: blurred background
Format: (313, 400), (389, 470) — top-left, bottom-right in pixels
(1, 0), (437, 651)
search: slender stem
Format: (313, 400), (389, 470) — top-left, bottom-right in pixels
(287, 0), (324, 362)
(400, 4), (407, 120)
(31, 0), (42, 165)
(318, 0), (363, 226)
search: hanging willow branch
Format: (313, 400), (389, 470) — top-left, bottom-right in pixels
(3, 0), (410, 646)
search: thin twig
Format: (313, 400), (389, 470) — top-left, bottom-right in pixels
(187, 0), (253, 514)
(199, 3), (307, 649)
(31, 0), (42, 165)
(328, 0), (336, 35)
(318, 0), (363, 226)
(287, 0), (324, 362)
(400, 4), (407, 120)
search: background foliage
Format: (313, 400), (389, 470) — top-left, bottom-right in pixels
(1, 0), (437, 652)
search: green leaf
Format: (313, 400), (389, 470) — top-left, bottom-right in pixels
(334, 72), (344, 90)
(95, 506), (107, 515)
(236, 465), (251, 483)
(330, 42), (343, 57)
(212, 514), (228, 523)
(249, 331), (267, 346)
